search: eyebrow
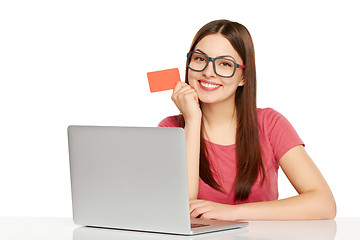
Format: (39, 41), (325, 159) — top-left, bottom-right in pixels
(195, 48), (236, 61)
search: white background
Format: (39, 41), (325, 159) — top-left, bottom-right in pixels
(1, 0), (359, 217)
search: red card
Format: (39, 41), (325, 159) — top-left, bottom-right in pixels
(147, 68), (181, 93)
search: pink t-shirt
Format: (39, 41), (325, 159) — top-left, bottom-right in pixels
(158, 108), (304, 205)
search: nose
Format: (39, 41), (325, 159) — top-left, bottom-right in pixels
(202, 59), (217, 78)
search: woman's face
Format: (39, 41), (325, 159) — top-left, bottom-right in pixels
(187, 33), (244, 105)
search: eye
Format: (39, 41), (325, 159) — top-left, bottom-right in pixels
(194, 56), (206, 62)
(220, 61), (233, 67)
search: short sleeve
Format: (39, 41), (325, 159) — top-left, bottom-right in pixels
(261, 108), (304, 162)
(158, 115), (180, 127)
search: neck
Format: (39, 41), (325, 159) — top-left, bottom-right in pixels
(201, 98), (237, 129)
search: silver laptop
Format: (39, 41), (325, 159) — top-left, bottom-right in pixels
(68, 126), (248, 235)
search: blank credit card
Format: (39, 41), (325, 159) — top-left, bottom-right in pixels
(147, 68), (181, 93)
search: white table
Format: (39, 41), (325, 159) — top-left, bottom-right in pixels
(1, 217), (358, 240)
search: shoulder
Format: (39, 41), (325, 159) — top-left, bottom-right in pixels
(257, 108), (304, 161)
(257, 107), (284, 124)
(257, 108), (290, 133)
(158, 115), (181, 127)
(257, 107), (294, 134)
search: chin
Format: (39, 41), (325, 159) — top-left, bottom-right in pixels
(198, 95), (218, 104)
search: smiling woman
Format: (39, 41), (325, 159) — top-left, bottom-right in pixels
(158, 19), (336, 221)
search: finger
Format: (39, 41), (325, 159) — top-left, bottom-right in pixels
(189, 200), (202, 212)
(190, 206), (211, 218)
(200, 212), (217, 220)
(175, 86), (193, 96)
(187, 91), (199, 102)
(179, 89), (198, 100)
(172, 81), (183, 94)
(172, 85), (192, 100)
(173, 82), (190, 94)
(189, 201), (209, 215)
(190, 208), (203, 218)
(172, 88), (196, 103)
(189, 200), (207, 212)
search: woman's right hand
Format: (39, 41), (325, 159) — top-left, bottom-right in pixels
(171, 82), (202, 122)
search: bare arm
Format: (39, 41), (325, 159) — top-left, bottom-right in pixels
(190, 145), (336, 220)
(184, 119), (201, 199)
(171, 82), (202, 199)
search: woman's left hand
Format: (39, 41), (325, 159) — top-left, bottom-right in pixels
(189, 199), (239, 221)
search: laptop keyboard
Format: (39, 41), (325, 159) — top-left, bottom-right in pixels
(191, 223), (209, 228)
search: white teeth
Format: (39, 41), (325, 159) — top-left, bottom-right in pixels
(200, 82), (220, 88)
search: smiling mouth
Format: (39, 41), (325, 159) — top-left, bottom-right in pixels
(198, 80), (222, 91)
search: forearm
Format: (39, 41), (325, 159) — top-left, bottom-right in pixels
(235, 190), (336, 221)
(184, 119), (201, 199)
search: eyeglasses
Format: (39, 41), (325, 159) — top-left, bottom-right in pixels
(186, 51), (245, 78)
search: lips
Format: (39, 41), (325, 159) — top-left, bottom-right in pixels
(198, 79), (222, 91)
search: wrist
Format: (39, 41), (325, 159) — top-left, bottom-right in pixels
(233, 203), (246, 221)
(184, 115), (202, 126)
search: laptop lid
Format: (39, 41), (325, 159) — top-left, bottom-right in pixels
(68, 126), (247, 235)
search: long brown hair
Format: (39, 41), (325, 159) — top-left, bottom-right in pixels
(178, 19), (265, 201)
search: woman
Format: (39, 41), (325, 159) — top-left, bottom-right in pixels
(158, 19), (336, 221)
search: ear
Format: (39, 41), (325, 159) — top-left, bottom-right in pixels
(238, 75), (245, 87)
